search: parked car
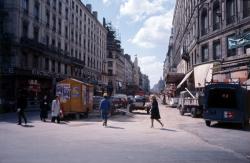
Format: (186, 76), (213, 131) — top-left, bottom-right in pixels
(114, 94), (128, 107)
(127, 95), (134, 104)
(110, 96), (122, 108)
(129, 95), (150, 114)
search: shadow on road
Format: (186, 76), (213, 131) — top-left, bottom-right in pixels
(160, 128), (177, 132)
(131, 111), (149, 115)
(106, 126), (125, 129)
(21, 124), (35, 128)
(211, 122), (250, 132)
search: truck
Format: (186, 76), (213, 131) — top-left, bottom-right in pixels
(203, 82), (250, 128)
(177, 88), (204, 118)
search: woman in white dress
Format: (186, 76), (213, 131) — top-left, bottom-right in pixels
(51, 95), (61, 123)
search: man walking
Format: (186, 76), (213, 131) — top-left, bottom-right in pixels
(17, 92), (28, 125)
(99, 93), (110, 126)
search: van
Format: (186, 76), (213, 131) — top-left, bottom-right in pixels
(203, 83), (250, 128)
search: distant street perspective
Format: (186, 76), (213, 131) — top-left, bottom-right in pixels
(1, 98), (250, 163)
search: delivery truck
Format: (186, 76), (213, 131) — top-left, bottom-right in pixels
(203, 82), (250, 128)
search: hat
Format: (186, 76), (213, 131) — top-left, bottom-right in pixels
(103, 93), (108, 97)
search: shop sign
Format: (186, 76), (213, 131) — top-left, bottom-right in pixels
(228, 33), (250, 49)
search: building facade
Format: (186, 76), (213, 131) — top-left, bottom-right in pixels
(124, 54), (133, 86)
(164, 0), (250, 92)
(0, 0), (107, 110)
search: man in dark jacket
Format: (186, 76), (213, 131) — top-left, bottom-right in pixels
(17, 93), (28, 125)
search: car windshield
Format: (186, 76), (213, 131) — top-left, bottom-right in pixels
(207, 88), (237, 109)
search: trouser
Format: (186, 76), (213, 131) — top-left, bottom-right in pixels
(51, 116), (60, 123)
(101, 112), (108, 125)
(18, 111), (27, 124)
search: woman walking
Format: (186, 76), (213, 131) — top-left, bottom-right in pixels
(150, 95), (164, 128)
(40, 95), (50, 122)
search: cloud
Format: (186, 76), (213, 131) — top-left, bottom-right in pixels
(102, 0), (109, 4)
(102, 0), (113, 6)
(120, 0), (166, 22)
(131, 9), (173, 48)
(138, 56), (163, 87)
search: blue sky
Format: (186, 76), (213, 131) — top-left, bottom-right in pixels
(82, 0), (175, 87)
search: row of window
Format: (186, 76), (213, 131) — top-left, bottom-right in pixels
(199, 34), (250, 64)
(22, 19), (105, 62)
(21, 52), (102, 79)
(201, 0), (250, 36)
(22, 0), (105, 45)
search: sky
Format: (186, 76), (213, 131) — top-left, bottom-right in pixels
(82, 0), (176, 87)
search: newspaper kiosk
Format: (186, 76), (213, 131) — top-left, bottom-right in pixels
(56, 78), (93, 117)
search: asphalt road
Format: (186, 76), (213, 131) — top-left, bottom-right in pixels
(0, 103), (250, 163)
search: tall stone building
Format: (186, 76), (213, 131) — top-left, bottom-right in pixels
(164, 0), (250, 91)
(0, 0), (107, 110)
(132, 56), (140, 86)
(104, 21), (124, 95)
(124, 54), (133, 86)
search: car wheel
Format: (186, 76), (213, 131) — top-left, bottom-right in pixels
(205, 120), (211, 127)
(191, 108), (197, 118)
(129, 105), (133, 113)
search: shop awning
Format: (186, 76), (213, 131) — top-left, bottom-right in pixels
(177, 70), (193, 89)
(194, 63), (214, 88)
(165, 72), (185, 84)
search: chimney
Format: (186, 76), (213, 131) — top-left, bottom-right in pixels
(93, 11), (98, 19)
(86, 4), (92, 12)
(103, 17), (106, 26)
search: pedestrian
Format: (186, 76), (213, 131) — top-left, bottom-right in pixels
(162, 94), (166, 105)
(16, 92), (28, 125)
(51, 95), (61, 123)
(150, 95), (164, 128)
(40, 95), (50, 122)
(99, 93), (111, 127)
